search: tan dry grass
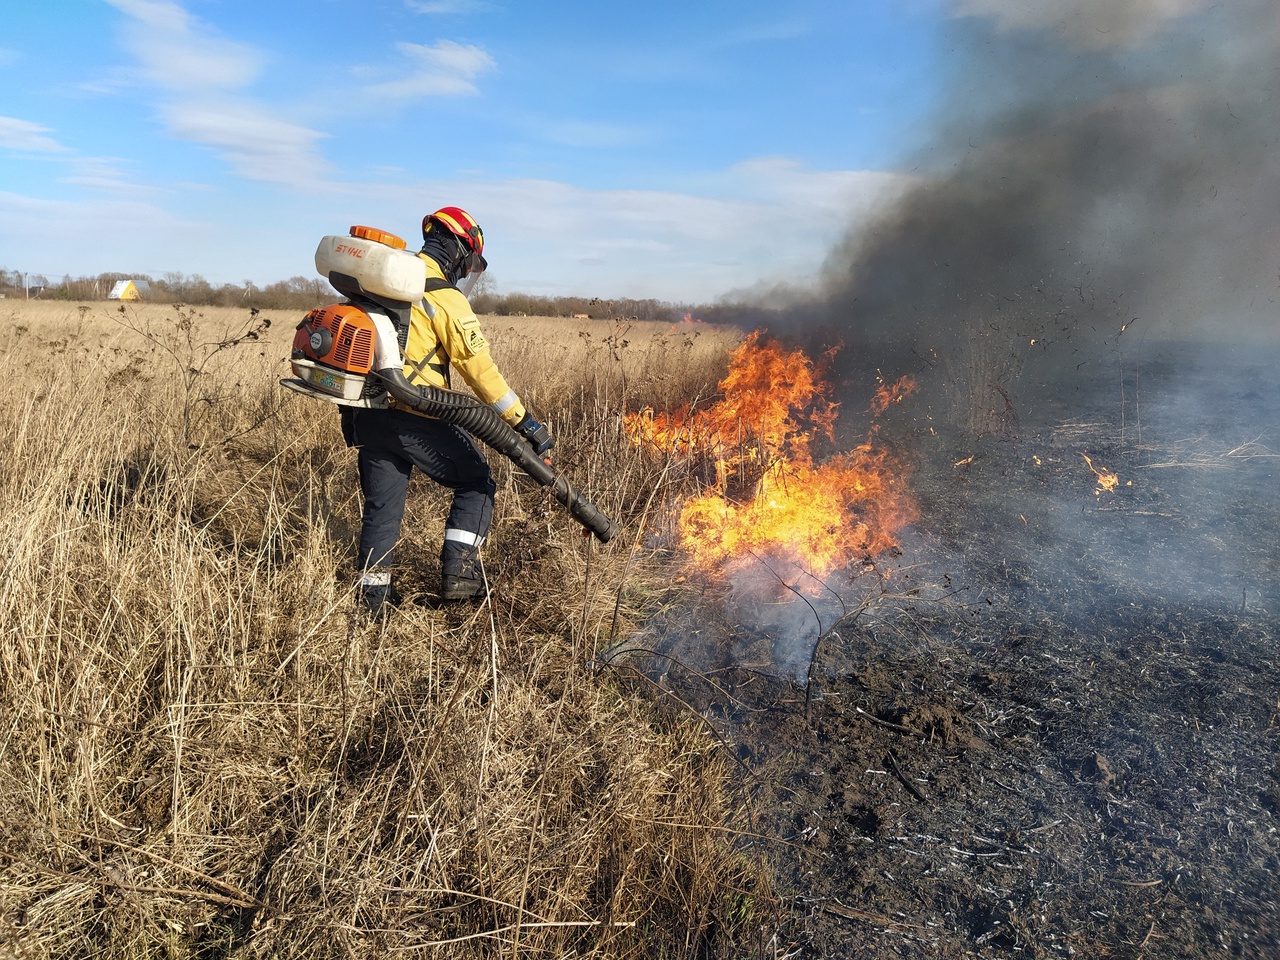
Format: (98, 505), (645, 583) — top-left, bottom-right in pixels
(482, 316), (741, 415)
(0, 301), (770, 959)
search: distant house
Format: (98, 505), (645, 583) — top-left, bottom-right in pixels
(108, 279), (151, 301)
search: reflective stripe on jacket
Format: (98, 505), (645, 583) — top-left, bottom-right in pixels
(397, 254), (526, 425)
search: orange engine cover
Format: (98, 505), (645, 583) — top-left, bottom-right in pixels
(293, 303), (376, 374)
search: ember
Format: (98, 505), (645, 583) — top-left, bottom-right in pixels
(1081, 452), (1120, 495)
(626, 331), (917, 583)
(869, 372), (918, 414)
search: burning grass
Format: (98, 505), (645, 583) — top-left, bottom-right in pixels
(0, 302), (774, 957)
(624, 331), (918, 589)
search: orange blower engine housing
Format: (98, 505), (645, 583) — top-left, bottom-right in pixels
(290, 303), (379, 402)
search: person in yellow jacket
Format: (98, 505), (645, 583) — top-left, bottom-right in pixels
(341, 206), (552, 608)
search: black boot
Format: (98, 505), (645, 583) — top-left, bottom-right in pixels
(441, 557), (486, 601)
(357, 575), (401, 614)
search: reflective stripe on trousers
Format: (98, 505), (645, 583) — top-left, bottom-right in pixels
(344, 407), (496, 571)
(444, 528), (485, 547)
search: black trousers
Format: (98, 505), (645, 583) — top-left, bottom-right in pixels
(342, 407), (496, 574)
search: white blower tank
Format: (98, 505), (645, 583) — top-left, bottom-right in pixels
(314, 225), (425, 303)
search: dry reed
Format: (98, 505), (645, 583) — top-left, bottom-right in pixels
(0, 302), (774, 959)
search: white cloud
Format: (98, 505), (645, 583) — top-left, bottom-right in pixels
(0, 117), (163, 195)
(364, 40), (496, 100)
(0, 186), (332, 289)
(61, 157), (153, 195)
(0, 117), (71, 154)
(0, 189), (201, 276)
(161, 101), (330, 185)
(949, 0), (1214, 49)
(105, 0), (193, 32)
(0, 134), (912, 301)
(717, 19), (812, 46)
(725, 156), (911, 220)
(406, 0), (498, 13)
(535, 118), (654, 149)
(346, 159), (917, 301)
(103, 0), (328, 187)
(105, 0), (260, 91)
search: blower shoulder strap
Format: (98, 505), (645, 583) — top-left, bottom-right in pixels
(419, 278), (455, 326)
(387, 304), (412, 353)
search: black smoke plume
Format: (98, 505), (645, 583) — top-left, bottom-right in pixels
(715, 0), (1280, 436)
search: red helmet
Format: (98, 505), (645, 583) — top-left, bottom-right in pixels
(423, 206), (484, 257)
(422, 206), (487, 286)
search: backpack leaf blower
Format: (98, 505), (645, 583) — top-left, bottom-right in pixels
(281, 226), (620, 544)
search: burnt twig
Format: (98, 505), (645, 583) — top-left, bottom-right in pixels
(884, 750), (929, 803)
(818, 899), (928, 933)
(856, 706), (922, 737)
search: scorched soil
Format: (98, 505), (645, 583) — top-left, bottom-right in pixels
(640, 345), (1279, 958)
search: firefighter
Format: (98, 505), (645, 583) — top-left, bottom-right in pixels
(341, 206), (552, 610)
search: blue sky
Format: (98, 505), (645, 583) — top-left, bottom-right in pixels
(0, 0), (1223, 302)
(0, 0), (952, 302)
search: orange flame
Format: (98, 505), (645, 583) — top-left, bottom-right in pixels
(625, 331), (917, 582)
(870, 373), (918, 414)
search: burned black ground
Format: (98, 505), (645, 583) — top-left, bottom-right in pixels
(636, 342), (1280, 957)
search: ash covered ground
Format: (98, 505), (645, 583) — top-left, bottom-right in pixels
(630, 2), (1280, 950)
(633, 341), (1279, 957)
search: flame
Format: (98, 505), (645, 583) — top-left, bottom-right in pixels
(1082, 453), (1120, 495)
(625, 331), (917, 582)
(870, 372), (918, 414)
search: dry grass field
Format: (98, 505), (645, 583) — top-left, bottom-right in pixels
(0, 300), (773, 958)
(8, 300), (1277, 960)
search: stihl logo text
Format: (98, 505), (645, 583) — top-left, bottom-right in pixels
(335, 244), (365, 258)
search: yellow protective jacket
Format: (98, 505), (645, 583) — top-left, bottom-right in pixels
(395, 254), (527, 426)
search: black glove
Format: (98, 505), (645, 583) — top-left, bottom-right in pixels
(515, 411), (554, 455)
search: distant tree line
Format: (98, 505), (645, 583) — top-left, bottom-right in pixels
(0, 268), (338, 310)
(0, 268), (699, 321)
(470, 290), (689, 322)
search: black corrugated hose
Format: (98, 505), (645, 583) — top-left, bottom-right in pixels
(375, 368), (620, 543)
